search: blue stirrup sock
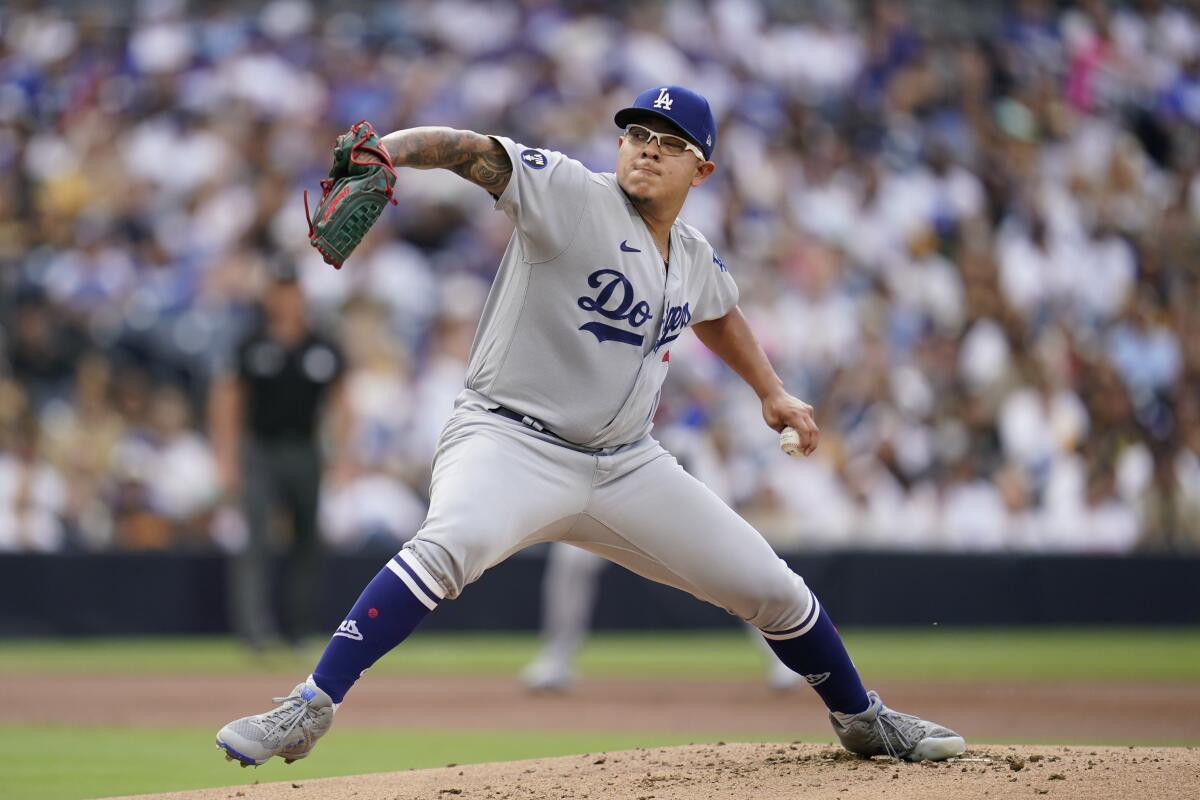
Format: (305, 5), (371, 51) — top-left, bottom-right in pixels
(763, 592), (870, 715)
(311, 550), (445, 703)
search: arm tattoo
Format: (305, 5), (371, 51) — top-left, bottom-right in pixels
(381, 127), (512, 197)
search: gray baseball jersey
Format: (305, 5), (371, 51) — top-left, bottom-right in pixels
(462, 136), (739, 449)
(401, 136), (816, 640)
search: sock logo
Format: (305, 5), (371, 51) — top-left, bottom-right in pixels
(333, 619), (363, 641)
(803, 672), (831, 687)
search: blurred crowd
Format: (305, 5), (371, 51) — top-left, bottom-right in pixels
(1, 0), (1199, 555)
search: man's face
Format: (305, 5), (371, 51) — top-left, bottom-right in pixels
(266, 279), (305, 324)
(616, 115), (714, 206)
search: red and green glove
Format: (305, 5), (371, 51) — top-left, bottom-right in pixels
(305, 121), (397, 269)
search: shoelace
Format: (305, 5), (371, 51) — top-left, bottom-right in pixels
(255, 693), (314, 744)
(872, 709), (918, 759)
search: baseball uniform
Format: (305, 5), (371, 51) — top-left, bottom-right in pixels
(399, 135), (817, 637)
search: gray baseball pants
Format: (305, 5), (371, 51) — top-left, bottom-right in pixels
(401, 406), (815, 636)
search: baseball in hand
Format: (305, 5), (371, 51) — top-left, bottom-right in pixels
(779, 426), (804, 457)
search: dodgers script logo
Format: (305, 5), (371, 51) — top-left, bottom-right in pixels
(653, 300), (691, 352)
(576, 269), (690, 351)
(577, 269), (652, 346)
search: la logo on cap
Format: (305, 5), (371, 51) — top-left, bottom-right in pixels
(653, 87), (673, 110)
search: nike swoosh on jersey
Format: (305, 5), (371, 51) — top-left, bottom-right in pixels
(619, 240), (641, 253)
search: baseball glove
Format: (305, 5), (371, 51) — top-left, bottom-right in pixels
(304, 120), (397, 269)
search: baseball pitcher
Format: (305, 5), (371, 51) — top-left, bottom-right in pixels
(217, 86), (966, 766)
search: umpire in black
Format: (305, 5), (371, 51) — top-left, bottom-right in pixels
(209, 259), (345, 649)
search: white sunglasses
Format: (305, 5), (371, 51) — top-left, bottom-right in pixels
(624, 123), (706, 160)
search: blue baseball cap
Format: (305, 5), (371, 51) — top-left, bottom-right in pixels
(614, 86), (717, 161)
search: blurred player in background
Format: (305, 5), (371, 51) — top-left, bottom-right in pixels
(523, 541), (802, 691)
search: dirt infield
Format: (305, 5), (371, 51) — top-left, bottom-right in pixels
(8, 674), (1200, 743)
(104, 743), (1200, 800)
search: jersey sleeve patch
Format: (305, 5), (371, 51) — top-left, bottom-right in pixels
(519, 149), (548, 169)
(712, 250), (728, 273)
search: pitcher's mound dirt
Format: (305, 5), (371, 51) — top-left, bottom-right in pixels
(107, 742), (1199, 800)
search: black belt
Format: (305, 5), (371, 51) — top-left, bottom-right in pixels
(488, 406), (561, 440)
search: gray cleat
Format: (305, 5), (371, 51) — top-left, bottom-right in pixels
(521, 655), (575, 693)
(765, 660), (803, 692)
(216, 677), (335, 766)
(829, 690), (966, 762)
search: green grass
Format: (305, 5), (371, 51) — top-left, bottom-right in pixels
(2, 628), (1199, 682)
(841, 628), (1200, 683)
(1, 725), (769, 800)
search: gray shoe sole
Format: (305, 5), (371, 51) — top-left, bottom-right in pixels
(216, 738), (265, 767)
